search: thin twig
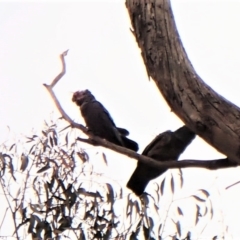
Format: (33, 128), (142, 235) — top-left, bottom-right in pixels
(0, 207), (9, 231)
(225, 180), (240, 190)
(0, 179), (20, 240)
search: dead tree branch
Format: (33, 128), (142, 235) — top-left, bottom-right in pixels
(43, 50), (239, 171)
(43, 51), (87, 133)
(77, 137), (237, 170)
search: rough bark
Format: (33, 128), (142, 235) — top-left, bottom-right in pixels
(126, 0), (240, 163)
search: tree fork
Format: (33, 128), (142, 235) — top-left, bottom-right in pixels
(126, 0), (240, 163)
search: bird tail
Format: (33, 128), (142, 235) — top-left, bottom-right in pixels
(116, 127), (129, 136)
(127, 171), (148, 196)
(127, 163), (168, 196)
(121, 136), (139, 152)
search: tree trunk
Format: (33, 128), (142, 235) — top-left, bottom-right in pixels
(125, 0), (240, 164)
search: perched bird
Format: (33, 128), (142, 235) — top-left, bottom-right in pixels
(127, 126), (195, 196)
(72, 90), (138, 151)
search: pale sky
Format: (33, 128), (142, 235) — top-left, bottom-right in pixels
(1, 0), (240, 239)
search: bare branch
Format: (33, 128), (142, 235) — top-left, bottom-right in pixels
(44, 51), (239, 172)
(50, 49), (69, 88)
(43, 50), (88, 134)
(77, 137), (238, 170)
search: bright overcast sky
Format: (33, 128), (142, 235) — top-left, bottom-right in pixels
(1, 0), (240, 238)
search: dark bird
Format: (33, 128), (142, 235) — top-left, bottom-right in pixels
(72, 90), (138, 151)
(127, 126), (195, 196)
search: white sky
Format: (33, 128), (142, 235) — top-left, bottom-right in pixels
(1, 0), (240, 239)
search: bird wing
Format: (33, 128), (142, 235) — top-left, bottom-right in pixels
(98, 101), (117, 127)
(142, 131), (171, 155)
(86, 101), (124, 145)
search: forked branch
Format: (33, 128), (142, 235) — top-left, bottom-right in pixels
(43, 51), (238, 171)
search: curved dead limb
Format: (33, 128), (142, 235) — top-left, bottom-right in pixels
(77, 137), (237, 170)
(50, 50), (69, 88)
(43, 51), (239, 171)
(126, 0), (240, 164)
(43, 51), (87, 133)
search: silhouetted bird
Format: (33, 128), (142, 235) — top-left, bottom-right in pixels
(72, 90), (138, 151)
(127, 126), (195, 196)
